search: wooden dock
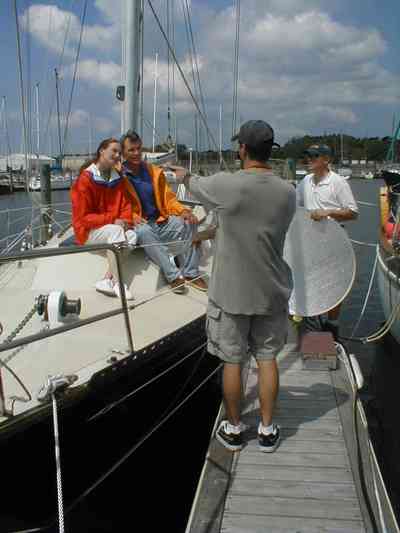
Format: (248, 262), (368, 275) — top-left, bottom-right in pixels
(186, 326), (399, 533)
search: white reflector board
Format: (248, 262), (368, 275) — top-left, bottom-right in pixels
(283, 207), (356, 317)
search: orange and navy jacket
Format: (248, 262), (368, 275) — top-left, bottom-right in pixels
(71, 163), (133, 244)
(123, 162), (186, 223)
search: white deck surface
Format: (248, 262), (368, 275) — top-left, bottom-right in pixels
(0, 242), (210, 419)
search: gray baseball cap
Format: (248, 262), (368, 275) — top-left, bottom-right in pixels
(303, 144), (333, 157)
(231, 120), (280, 148)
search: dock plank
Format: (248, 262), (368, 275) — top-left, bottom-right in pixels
(242, 438), (346, 454)
(229, 478), (358, 500)
(221, 513), (365, 533)
(186, 339), (369, 533)
(243, 416), (343, 432)
(224, 494), (363, 521)
(237, 450), (349, 469)
(230, 464), (354, 484)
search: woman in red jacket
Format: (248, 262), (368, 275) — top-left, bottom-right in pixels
(71, 138), (136, 299)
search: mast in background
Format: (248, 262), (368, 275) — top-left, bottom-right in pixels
(35, 83), (40, 156)
(55, 68), (62, 163)
(88, 113), (93, 156)
(340, 133), (344, 164)
(219, 104), (223, 167)
(152, 53), (158, 153)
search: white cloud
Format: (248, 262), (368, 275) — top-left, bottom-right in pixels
(63, 60), (121, 89)
(21, 0), (400, 148)
(21, 3), (119, 56)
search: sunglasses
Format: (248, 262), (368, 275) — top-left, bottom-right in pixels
(306, 153), (321, 160)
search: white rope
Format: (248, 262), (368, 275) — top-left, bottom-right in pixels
(357, 201), (378, 207)
(350, 239), (378, 248)
(350, 249), (378, 338)
(50, 382), (65, 533)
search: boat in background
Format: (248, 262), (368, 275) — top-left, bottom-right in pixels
(337, 166), (352, 179)
(143, 148), (176, 166)
(362, 171), (374, 179)
(29, 173), (73, 191)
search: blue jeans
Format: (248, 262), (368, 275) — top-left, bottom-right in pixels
(135, 216), (200, 282)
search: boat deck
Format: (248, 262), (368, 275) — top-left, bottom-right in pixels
(0, 242), (210, 420)
(186, 327), (377, 533)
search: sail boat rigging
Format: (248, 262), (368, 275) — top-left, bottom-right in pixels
(0, 3), (219, 529)
(0, 2), (399, 532)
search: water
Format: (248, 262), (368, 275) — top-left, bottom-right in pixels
(1, 179), (399, 529)
(0, 190), (71, 252)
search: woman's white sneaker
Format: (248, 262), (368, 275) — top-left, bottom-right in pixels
(95, 278), (115, 296)
(113, 282), (134, 301)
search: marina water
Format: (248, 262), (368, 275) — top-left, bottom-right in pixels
(0, 179), (399, 531)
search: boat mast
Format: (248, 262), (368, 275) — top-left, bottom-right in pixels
(88, 113), (93, 156)
(340, 133), (344, 165)
(152, 53), (158, 153)
(55, 68), (62, 161)
(35, 83), (40, 156)
(219, 104), (223, 166)
(125, 0), (141, 133)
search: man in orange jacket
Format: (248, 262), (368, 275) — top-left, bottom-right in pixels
(121, 130), (207, 294)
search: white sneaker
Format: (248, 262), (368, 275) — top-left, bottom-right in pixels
(95, 278), (115, 297)
(113, 281), (134, 301)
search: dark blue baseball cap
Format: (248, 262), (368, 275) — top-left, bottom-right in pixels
(231, 120), (280, 149)
(303, 144), (333, 157)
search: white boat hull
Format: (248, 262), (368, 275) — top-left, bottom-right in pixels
(377, 245), (400, 343)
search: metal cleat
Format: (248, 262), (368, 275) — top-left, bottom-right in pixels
(37, 374), (78, 403)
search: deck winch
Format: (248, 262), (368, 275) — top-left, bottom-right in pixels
(37, 291), (81, 327)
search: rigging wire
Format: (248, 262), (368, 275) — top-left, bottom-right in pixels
(42, 0), (76, 155)
(147, 0), (231, 171)
(167, 0), (171, 140)
(13, 0), (29, 192)
(183, 0), (210, 149)
(232, 0), (241, 139)
(171, 0), (177, 148)
(25, 2), (33, 164)
(62, 0), (88, 156)
(140, 0), (145, 137)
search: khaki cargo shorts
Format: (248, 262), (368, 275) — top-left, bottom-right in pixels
(206, 300), (287, 363)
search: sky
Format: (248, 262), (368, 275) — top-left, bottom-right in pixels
(1, 0), (400, 155)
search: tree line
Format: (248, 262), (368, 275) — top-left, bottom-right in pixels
(163, 134), (397, 163)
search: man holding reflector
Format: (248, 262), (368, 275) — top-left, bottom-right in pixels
(296, 144), (358, 338)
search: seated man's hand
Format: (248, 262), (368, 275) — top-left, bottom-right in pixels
(162, 164), (189, 183)
(310, 209), (330, 221)
(181, 210), (198, 224)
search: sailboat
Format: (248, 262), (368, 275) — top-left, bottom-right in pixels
(1, 2), (399, 531)
(375, 116), (400, 343)
(0, 1), (218, 528)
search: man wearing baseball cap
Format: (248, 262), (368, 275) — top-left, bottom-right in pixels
(182, 120), (296, 452)
(297, 144), (358, 338)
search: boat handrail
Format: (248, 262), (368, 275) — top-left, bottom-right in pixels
(0, 243), (134, 354)
(0, 240), (209, 357)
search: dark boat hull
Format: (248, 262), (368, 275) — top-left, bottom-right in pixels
(0, 315), (221, 532)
